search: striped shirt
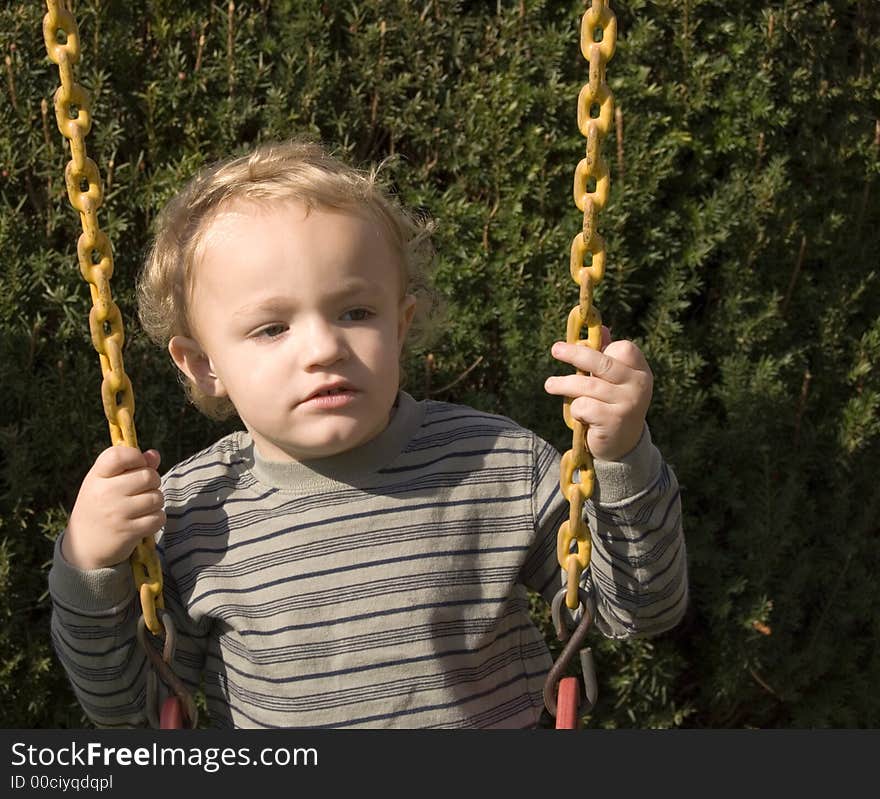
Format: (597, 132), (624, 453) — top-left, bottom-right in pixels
(50, 392), (687, 728)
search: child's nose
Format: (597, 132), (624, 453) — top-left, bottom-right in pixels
(302, 317), (347, 368)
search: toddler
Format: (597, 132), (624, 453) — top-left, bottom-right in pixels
(50, 139), (687, 728)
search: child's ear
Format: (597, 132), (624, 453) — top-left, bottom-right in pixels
(168, 336), (227, 397)
(397, 294), (417, 353)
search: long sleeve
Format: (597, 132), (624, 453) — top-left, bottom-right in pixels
(523, 424), (688, 639)
(585, 424), (688, 638)
(48, 534), (147, 727)
(48, 531), (208, 728)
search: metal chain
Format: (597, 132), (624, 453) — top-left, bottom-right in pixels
(557, 0), (617, 610)
(42, 0), (165, 637)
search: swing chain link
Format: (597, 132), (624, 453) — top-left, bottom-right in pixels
(557, 0), (617, 611)
(42, 1), (166, 640)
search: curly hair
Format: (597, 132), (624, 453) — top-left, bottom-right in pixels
(137, 139), (437, 420)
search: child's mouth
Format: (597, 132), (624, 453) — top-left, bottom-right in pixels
(301, 387), (357, 409)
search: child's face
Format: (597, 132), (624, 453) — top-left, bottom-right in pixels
(180, 200), (416, 461)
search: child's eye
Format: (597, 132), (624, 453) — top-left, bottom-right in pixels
(254, 324), (287, 339)
(340, 308), (373, 322)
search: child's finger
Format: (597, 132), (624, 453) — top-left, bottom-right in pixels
(544, 373), (617, 403)
(142, 449), (162, 471)
(603, 339), (651, 374)
(125, 511), (168, 539)
(124, 490), (166, 521)
(551, 341), (627, 384)
(116, 465), (162, 497)
(567, 395), (610, 430)
(600, 325), (612, 351)
(93, 445), (150, 478)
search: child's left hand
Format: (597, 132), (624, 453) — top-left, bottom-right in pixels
(544, 327), (653, 462)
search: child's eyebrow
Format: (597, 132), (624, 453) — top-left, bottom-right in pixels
(232, 298), (292, 319)
(231, 279), (382, 318)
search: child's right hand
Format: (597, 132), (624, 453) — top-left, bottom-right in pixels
(62, 446), (166, 570)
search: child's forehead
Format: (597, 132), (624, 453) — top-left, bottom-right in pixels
(189, 197), (408, 291)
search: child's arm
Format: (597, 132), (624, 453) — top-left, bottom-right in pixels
(579, 425), (687, 638)
(526, 331), (687, 638)
(49, 447), (203, 727)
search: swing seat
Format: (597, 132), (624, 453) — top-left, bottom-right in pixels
(555, 677), (581, 729)
(160, 697), (185, 729)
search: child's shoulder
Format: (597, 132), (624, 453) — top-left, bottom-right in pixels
(159, 430), (251, 493)
(413, 397), (538, 449)
(409, 397), (563, 466)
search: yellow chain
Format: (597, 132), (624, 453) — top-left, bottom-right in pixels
(43, 0), (165, 635)
(557, 0), (617, 610)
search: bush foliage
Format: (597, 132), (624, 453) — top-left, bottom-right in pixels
(1, 0), (878, 728)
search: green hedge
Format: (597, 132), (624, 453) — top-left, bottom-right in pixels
(1, 0), (877, 728)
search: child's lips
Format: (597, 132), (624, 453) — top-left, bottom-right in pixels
(299, 388), (358, 410)
(299, 383), (358, 407)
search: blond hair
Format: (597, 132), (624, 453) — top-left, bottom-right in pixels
(137, 139), (436, 420)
